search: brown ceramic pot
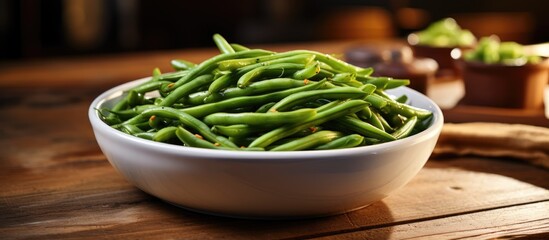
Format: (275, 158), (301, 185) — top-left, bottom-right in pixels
(458, 59), (549, 109)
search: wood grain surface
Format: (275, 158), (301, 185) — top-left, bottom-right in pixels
(1, 42), (549, 239)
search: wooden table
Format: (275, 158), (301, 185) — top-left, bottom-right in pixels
(1, 41), (549, 239)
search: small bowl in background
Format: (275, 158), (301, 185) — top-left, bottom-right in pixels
(408, 33), (472, 78)
(372, 46), (438, 94)
(454, 50), (549, 109)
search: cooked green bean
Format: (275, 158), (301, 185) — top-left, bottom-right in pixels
(315, 134), (364, 150)
(230, 43), (250, 52)
(373, 111), (394, 132)
(369, 94), (433, 120)
(164, 49), (273, 92)
(176, 126), (221, 149)
(153, 126), (178, 142)
(269, 87), (367, 112)
(249, 100), (368, 148)
(391, 116), (418, 139)
(204, 108), (316, 126)
(101, 34), (434, 151)
(366, 110), (385, 131)
(237, 56), (315, 87)
(236, 63), (307, 88)
(140, 107), (238, 149)
(134, 132), (156, 140)
(159, 74), (215, 107)
(208, 73), (236, 95)
(236, 54), (315, 76)
(213, 33), (235, 54)
(220, 78), (309, 101)
(293, 61), (320, 80)
(212, 124), (265, 138)
(171, 59), (196, 71)
(181, 79), (326, 118)
(270, 130), (343, 151)
(332, 116), (396, 141)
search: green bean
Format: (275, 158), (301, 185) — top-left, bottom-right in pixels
(140, 107), (238, 149)
(164, 49), (273, 92)
(249, 99), (368, 148)
(356, 106), (373, 120)
(133, 80), (172, 94)
(357, 76), (410, 90)
(332, 116), (396, 141)
(125, 90), (144, 107)
(236, 54), (315, 77)
(359, 84), (377, 95)
(315, 134), (364, 150)
(220, 53), (308, 70)
(158, 70), (191, 82)
(186, 91), (211, 105)
(148, 114), (176, 130)
(395, 95), (408, 104)
(208, 73), (236, 95)
(255, 102), (276, 113)
(219, 78), (309, 101)
(391, 116), (418, 139)
(362, 137), (382, 146)
(258, 50), (367, 73)
(171, 59), (196, 71)
(365, 94), (388, 109)
(153, 126), (178, 142)
(151, 68), (162, 80)
(103, 34), (434, 151)
(385, 79), (410, 89)
(366, 110), (385, 131)
(373, 111), (394, 132)
(176, 126), (221, 149)
(204, 108), (316, 126)
(159, 74), (214, 107)
(377, 95), (433, 120)
(237, 56), (314, 87)
(120, 124), (144, 135)
(213, 33), (235, 54)
(103, 104), (153, 120)
(230, 43), (250, 52)
(111, 112), (148, 129)
(331, 72), (356, 83)
(270, 131), (343, 151)
(228, 136), (257, 147)
(268, 87), (367, 112)
(212, 124), (265, 138)
(181, 79), (326, 118)
(293, 61), (320, 80)
(236, 63), (306, 87)
(134, 132), (155, 140)
(375, 89), (398, 102)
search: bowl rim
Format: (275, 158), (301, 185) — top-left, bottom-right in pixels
(89, 78), (444, 161)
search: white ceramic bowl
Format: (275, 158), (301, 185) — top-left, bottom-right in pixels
(89, 78), (444, 219)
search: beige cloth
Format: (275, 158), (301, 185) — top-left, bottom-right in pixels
(433, 122), (549, 169)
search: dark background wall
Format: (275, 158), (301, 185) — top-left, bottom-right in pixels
(1, 0), (548, 60)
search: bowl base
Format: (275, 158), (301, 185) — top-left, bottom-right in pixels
(164, 200), (374, 220)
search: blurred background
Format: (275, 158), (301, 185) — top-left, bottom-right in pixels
(1, 0), (548, 61)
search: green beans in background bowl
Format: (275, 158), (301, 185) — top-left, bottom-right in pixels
(89, 34), (444, 218)
(453, 36), (549, 109)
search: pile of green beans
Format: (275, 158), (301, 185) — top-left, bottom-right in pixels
(99, 34), (433, 151)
